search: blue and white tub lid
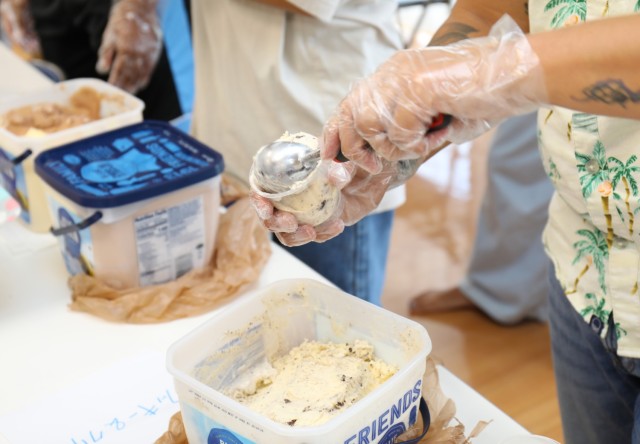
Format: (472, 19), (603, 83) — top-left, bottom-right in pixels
(34, 120), (224, 208)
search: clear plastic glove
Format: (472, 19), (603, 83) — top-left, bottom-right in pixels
(322, 15), (548, 174)
(251, 158), (406, 247)
(96, 0), (162, 94)
(0, 0), (41, 58)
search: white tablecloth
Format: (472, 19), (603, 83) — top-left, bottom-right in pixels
(0, 220), (529, 443)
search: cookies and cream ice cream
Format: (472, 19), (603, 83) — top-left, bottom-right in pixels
(250, 131), (342, 226)
(227, 339), (398, 427)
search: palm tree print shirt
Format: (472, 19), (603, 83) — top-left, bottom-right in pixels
(530, 0), (640, 357)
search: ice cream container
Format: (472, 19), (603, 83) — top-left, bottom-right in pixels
(34, 120), (224, 290)
(0, 78), (145, 232)
(167, 278), (432, 444)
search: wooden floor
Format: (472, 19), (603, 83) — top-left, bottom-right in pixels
(380, 138), (564, 442)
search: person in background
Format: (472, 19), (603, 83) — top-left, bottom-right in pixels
(410, 112), (554, 325)
(188, 0), (408, 305)
(254, 0), (640, 442)
(0, 0), (182, 121)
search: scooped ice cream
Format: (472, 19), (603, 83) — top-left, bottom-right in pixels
(227, 339), (398, 427)
(250, 131), (342, 226)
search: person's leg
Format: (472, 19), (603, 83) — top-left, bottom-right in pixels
(411, 112), (553, 323)
(460, 112), (552, 323)
(548, 264), (640, 444)
(279, 211), (394, 306)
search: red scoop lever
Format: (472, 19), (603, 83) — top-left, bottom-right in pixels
(335, 113), (451, 162)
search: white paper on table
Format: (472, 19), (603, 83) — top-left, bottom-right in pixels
(0, 352), (179, 444)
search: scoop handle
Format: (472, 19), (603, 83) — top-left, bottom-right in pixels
(335, 113), (451, 163)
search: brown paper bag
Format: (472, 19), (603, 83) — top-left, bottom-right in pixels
(154, 357), (486, 444)
(67, 196), (271, 323)
(398, 357), (489, 443)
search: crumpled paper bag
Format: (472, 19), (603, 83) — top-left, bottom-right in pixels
(67, 196), (271, 323)
(154, 357), (487, 444)
(397, 357), (489, 443)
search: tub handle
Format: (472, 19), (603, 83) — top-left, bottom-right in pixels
(396, 397), (430, 444)
(0, 148), (33, 173)
(50, 211), (103, 236)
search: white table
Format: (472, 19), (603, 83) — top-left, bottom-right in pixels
(0, 220), (529, 443)
(0, 42), (530, 443)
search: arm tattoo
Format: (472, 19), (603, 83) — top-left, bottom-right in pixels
(525, 1), (529, 15)
(429, 22), (479, 46)
(572, 79), (640, 108)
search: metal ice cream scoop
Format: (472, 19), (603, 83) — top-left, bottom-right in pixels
(252, 140), (321, 193)
(251, 114), (452, 195)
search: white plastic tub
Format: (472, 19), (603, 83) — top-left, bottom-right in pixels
(0, 78), (144, 232)
(34, 121), (224, 290)
(167, 278), (432, 444)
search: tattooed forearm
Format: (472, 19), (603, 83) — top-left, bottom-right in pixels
(429, 22), (479, 46)
(572, 79), (640, 108)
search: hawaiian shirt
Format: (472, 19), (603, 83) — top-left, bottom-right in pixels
(529, 0), (640, 357)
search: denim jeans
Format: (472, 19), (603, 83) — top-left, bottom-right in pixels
(278, 211), (394, 306)
(548, 264), (640, 444)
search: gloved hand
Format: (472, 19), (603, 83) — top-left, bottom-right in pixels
(322, 15), (548, 174)
(251, 158), (406, 247)
(96, 0), (162, 94)
(0, 0), (41, 59)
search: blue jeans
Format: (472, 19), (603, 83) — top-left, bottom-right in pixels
(548, 264), (640, 444)
(279, 211), (394, 306)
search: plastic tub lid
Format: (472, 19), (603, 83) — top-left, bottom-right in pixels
(34, 120), (224, 208)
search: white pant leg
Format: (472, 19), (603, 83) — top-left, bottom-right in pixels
(460, 112), (554, 324)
